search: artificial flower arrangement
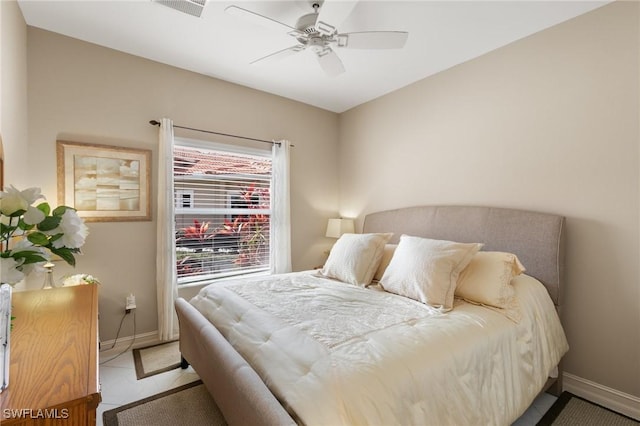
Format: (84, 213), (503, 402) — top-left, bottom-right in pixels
(0, 186), (89, 286)
(62, 273), (100, 286)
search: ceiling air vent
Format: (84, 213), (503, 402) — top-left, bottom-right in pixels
(152, 0), (207, 18)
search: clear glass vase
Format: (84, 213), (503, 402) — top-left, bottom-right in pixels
(42, 262), (57, 289)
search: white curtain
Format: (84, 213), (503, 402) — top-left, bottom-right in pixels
(271, 140), (292, 274)
(156, 118), (178, 341)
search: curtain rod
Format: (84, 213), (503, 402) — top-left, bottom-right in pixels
(149, 120), (292, 147)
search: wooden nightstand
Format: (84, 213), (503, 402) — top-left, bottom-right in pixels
(0, 285), (100, 425)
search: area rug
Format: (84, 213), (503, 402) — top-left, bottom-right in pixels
(103, 380), (227, 426)
(537, 392), (639, 426)
(132, 340), (181, 379)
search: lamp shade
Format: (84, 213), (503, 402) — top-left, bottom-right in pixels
(325, 218), (355, 238)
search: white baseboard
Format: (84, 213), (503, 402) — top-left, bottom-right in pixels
(99, 330), (160, 358)
(564, 372), (640, 420)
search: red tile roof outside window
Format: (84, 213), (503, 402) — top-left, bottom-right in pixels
(174, 146), (271, 176)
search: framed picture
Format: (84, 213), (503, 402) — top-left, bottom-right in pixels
(57, 140), (151, 222)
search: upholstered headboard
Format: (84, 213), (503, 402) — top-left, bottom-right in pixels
(362, 206), (566, 307)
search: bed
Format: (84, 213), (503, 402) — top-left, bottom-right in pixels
(175, 205), (568, 426)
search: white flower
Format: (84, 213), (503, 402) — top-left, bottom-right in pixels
(20, 187), (45, 205)
(63, 273), (100, 286)
(24, 205), (46, 225)
(8, 240), (49, 276)
(20, 261), (47, 276)
(0, 185), (44, 216)
(11, 238), (41, 252)
(1, 257), (25, 284)
(50, 209), (89, 249)
(1, 185), (89, 285)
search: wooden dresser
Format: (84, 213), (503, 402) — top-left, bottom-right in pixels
(0, 285), (100, 425)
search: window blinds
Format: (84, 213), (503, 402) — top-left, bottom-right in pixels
(173, 144), (272, 284)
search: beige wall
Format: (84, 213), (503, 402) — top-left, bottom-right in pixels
(11, 0), (639, 404)
(25, 28), (339, 341)
(0, 0), (29, 185)
(339, 1), (639, 397)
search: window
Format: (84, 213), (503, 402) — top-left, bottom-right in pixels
(176, 189), (194, 208)
(173, 141), (272, 285)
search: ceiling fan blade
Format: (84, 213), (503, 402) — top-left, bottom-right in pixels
(315, 0), (359, 36)
(316, 48), (345, 77)
(337, 31), (409, 49)
(250, 45), (304, 66)
(225, 5), (295, 32)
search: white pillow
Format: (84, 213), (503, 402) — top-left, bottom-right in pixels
(455, 251), (525, 309)
(373, 244), (398, 282)
(380, 235), (482, 310)
(321, 233), (392, 286)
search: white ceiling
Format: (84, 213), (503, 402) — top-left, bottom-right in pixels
(18, 0), (609, 113)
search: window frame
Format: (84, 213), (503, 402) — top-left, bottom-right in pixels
(173, 137), (273, 287)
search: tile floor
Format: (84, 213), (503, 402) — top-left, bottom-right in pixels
(97, 349), (556, 426)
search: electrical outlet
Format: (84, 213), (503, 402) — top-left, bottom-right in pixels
(125, 293), (136, 313)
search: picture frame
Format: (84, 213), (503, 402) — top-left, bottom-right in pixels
(57, 140), (151, 222)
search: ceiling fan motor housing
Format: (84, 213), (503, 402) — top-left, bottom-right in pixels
(308, 37), (328, 54)
(296, 13), (319, 35)
(295, 9), (337, 48)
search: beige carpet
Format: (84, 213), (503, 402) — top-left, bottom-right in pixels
(103, 380), (227, 426)
(104, 385), (639, 426)
(132, 341), (181, 379)
(537, 392), (639, 426)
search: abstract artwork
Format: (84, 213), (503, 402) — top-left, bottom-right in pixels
(57, 140), (151, 221)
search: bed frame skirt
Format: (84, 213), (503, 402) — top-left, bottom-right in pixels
(175, 298), (296, 426)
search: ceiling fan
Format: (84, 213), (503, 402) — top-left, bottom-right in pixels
(225, 1), (409, 77)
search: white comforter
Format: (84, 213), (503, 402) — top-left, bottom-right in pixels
(190, 271), (568, 426)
